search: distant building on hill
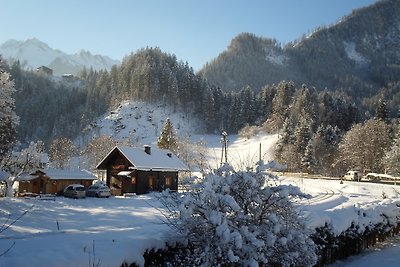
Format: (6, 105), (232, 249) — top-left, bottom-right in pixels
(36, 65), (53, 76)
(61, 73), (75, 82)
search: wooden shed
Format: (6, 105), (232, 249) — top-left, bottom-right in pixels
(96, 145), (188, 195)
(18, 169), (96, 195)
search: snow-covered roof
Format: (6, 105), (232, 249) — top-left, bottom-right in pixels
(0, 170), (9, 181)
(17, 172), (37, 181)
(97, 146), (188, 171)
(43, 168), (96, 180)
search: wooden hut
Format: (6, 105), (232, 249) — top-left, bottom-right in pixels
(18, 169), (96, 195)
(96, 146), (188, 195)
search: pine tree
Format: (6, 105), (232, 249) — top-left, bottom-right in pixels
(302, 140), (317, 173)
(0, 59), (19, 160)
(157, 118), (178, 153)
(292, 117), (313, 170)
(376, 96), (389, 123)
(312, 124), (340, 175)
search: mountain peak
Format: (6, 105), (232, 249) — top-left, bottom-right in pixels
(0, 38), (120, 76)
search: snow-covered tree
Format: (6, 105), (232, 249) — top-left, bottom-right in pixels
(157, 118), (178, 153)
(376, 96), (389, 123)
(302, 140), (317, 173)
(338, 119), (391, 173)
(80, 135), (116, 169)
(384, 122), (400, 175)
(161, 163), (317, 266)
(312, 124), (340, 176)
(0, 59), (19, 160)
(49, 137), (77, 169)
(1, 142), (43, 197)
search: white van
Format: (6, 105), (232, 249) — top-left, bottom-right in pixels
(344, 171), (362, 181)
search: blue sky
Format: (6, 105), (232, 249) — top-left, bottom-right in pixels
(1, 0), (377, 70)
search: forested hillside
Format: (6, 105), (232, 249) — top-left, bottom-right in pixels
(200, 0), (400, 99)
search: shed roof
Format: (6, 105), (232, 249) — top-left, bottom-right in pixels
(44, 168), (96, 180)
(17, 169), (96, 181)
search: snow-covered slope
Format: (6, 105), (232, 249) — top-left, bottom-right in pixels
(81, 101), (204, 147)
(81, 100), (279, 171)
(0, 38), (119, 75)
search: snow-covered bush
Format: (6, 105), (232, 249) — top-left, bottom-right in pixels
(162, 162), (317, 267)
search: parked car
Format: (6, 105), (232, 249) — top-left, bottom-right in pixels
(64, 184), (86, 199)
(86, 184), (111, 198)
(344, 170), (362, 181)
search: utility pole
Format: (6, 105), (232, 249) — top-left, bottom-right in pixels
(220, 131), (228, 165)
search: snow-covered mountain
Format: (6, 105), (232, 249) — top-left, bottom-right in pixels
(0, 38), (120, 76)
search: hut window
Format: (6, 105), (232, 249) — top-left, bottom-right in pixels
(148, 175), (156, 189)
(165, 176), (172, 187)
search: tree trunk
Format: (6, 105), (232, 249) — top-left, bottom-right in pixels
(6, 179), (15, 197)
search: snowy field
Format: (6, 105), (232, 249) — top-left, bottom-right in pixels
(1, 177), (399, 267)
(0, 195), (169, 267)
(1, 133), (400, 266)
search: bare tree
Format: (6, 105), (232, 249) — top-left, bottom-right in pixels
(81, 135), (116, 169)
(338, 119), (392, 173)
(49, 137), (77, 169)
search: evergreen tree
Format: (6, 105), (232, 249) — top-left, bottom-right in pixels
(238, 86), (256, 126)
(312, 124), (340, 175)
(275, 117), (295, 160)
(157, 118), (178, 153)
(259, 84), (276, 120)
(376, 96), (389, 123)
(302, 140), (317, 173)
(293, 117), (313, 169)
(291, 84), (318, 127)
(269, 81), (296, 130)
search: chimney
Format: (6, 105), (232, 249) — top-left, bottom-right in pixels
(144, 145), (151, 155)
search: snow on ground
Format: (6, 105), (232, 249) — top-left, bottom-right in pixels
(1, 177), (399, 266)
(343, 41), (370, 66)
(280, 176), (400, 235)
(0, 195), (169, 267)
(196, 133), (278, 171)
